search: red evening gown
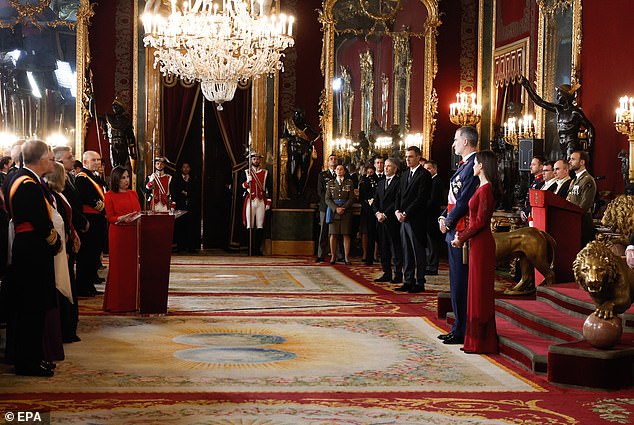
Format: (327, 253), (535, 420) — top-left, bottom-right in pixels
(457, 183), (498, 354)
(103, 190), (141, 312)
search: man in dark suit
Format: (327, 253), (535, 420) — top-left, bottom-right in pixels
(75, 150), (107, 297)
(170, 162), (200, 252)
(316, 154), (338, 262)
(438, 126), (480, 345)
(372, 158), (402, 283)
(423, 160), (443, 275)
(395, 146), (431, 293)
(5, 140), (61, 376)
(553, 159), (572, 198)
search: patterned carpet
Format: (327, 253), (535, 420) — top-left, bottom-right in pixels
(1, 254), (633, 424)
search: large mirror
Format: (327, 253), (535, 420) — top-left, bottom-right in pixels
(319, 0), (440, 163)
(535, 0), (582, 157)
(0, 0), (91, 155)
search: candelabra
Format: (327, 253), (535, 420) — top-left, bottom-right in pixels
(615, 96), (634, 180)
(449, 92), (482, 126)
(403, 133), (423, 151)
(331, 137), (354, 159)
(502, 115), (535, 148)
(373, 136), (393, 157)
(142, 0), (295, 110)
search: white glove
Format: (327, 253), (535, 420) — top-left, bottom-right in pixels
(246, 174), (252, 183)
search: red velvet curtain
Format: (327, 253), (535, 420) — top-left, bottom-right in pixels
(162, 82), (200, 169)
(494, 81), (522, 129)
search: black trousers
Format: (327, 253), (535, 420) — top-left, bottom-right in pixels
(400, 221), (427, 285)
(378, 220), (403, 277)
(76, 213), (106, 295)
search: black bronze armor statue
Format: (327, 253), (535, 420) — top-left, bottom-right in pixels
(100, 99), (137, 169)
(520, 76), (594, 158)
(282, 108), (318, 197)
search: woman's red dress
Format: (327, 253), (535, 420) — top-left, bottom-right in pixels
(103, 190), (141, 313)
(457, 183), (498, 354)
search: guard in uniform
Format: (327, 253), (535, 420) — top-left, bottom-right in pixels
(145, 157), (172, 212)
(316, 154), (338, 261)
(75, 150), (107, 297)
(5, 140), (61, 376)
(240, 151), (271, 255)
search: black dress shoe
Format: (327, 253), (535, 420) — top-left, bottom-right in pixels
(16, 365), (54, 377)
(344, 261), (352, 265)
(394, 284), (411, 292)
(408, 284), (425, 293)
(437, 332), (454, 340)
(426, 270), (438, 275)
(391, 276), (403, 284)
(443, 335), (464, 345)
(41, 361), (56, 370)
(374, 274), (393, 282)
(316, 257), (324, 263)
(63, 335), (81, 343)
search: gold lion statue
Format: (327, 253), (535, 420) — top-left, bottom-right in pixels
(573, 240), (634, 319)
(600, 194), (634, 245)
(495, 227), (557, 295)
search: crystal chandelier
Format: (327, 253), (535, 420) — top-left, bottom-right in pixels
(449, 92), (482, 126)
(142, 0), (295, 110)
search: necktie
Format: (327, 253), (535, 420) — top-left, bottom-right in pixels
(458, 160), (465, 166)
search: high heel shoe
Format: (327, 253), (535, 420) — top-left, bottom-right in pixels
(330, 258), (336, 264)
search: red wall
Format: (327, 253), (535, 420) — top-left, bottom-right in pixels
(580, 0), (633, 195)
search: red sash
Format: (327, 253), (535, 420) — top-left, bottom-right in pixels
(447, 204), (468, 231)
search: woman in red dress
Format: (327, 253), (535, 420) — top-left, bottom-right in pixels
(103, 166), (141, 312)
(451, 150), (502, 354)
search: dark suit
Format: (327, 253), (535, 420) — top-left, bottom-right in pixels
(75, 168), (107, 296)
(441, 153), (479, 338)
(425, 174), (444, 273)
(396, 166), (431, 289)
(4, 168), (61, 373)
(359, 174), (378, 262)
(554, 177), (572, 198)
(372, 175), (402, 278)
(316, 168), (336, 258)
(170, 174), (200, 251)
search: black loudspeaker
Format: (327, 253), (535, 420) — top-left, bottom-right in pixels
(518, 138), (544, 171)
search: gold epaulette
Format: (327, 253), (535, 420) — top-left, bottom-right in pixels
(46, 229), (58, 246)
(95, 200), (104, 212)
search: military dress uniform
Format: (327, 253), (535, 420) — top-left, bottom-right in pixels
(566, 169), (597, 245)
(325, 177), (355, 235)
(75, 167), (107, 296)
(145, 172), (172, 212)
(239, 165), (271, 255)
(440, 152), (479, 340)
(5, 167), (61, 376)
(316, 168), (336, 259)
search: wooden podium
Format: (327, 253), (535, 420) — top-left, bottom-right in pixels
(529, 189), (584, 283)
(135, 212), (176, 314)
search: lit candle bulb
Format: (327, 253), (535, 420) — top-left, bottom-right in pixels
(288, 16), (294, 36)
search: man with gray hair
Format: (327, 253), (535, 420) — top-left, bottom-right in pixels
(5, 140), (61, 376)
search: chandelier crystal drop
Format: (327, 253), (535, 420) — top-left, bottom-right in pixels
(142, 0), (295, 110)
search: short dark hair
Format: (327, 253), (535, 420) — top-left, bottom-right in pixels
(532, 155), (545, 164)
(73, 160), (83, 169)
(426, 159), (438, 169)
(109, 166), (129, 193)
(0, 156), (11, 169)
(406, 146), (421, 156)
(543, 160), (555, 169)
(459, 126), (479, 147)
(572, 150), (590, 164)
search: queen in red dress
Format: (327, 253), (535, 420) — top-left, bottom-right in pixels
(452, 150), (501, 354)
(103, 166), (141, 313)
